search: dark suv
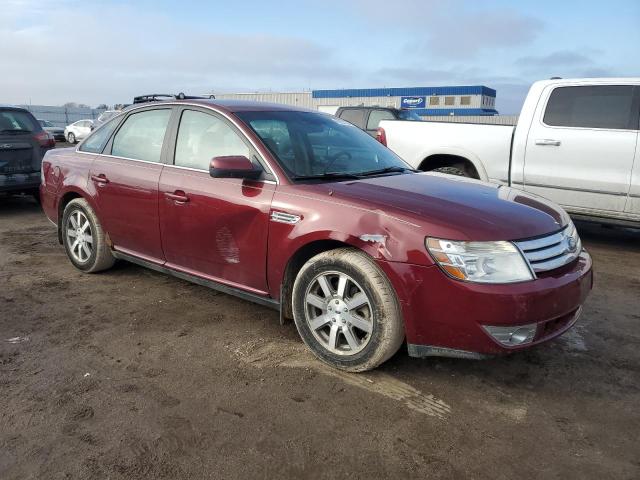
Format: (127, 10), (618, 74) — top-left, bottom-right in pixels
(335, 107), (421, 136)
(1, 106), (55, 197)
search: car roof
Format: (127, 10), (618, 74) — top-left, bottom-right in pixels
(0, 104), (28, 111)
(129, 99), (315, 114)
(338, 106), (397, 110)
(533, 77), (640, 88)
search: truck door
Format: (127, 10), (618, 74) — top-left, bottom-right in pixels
(523, 84), (638, 215)
(625, 88), (640, 217)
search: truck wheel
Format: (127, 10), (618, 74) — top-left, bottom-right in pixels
(292, 248), (404, 372)
(62, 198), (115, 273)
(432, 166), (468, 177)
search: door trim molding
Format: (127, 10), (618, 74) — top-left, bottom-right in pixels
(112, 251), (280, 310)
(513, 181), (628, 196)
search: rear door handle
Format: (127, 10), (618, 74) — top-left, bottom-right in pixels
(535, 139), (561, 146)
(165, 191), (189, 203)
(91, 174), (109, 184)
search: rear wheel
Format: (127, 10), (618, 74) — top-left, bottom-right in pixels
(292, 248), (404, 372)
(67, 132), (76, 144)
(431, 166), (468, 177)
(62, 198), (114, 273)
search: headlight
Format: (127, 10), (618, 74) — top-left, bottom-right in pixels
(426, 238), (534, 284)
(566, 221), (582, 255)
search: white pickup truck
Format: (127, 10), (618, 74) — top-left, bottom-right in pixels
(378, 78), (640, 227)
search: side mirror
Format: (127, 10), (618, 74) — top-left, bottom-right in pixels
(209, 155), (262, 180)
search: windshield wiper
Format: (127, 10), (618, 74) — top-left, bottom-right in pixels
(292, 172), (363, 181)
(357, 166), (418, 176)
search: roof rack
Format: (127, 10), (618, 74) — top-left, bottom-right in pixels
(132, 93), (215, 104)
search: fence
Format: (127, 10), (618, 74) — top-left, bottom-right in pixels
(18, 105), (107, 128)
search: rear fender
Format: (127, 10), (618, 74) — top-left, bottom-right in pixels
(417, 147), (488, 181)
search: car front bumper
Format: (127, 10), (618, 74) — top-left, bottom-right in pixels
(378, 250), (593, 358)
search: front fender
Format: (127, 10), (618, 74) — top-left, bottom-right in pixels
(266, 188), (435, 298)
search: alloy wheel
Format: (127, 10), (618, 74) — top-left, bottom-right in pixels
(304, 271), (373, 356)
(66, 209), (93, 263)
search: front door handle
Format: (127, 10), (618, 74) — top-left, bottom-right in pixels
(535, 139), (561, 146)
(165, 191), (189, 203)
(91, 173), (109, 184)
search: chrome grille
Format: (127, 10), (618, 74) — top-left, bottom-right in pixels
(515, 225), (581, 273)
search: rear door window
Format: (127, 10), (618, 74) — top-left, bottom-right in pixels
(543, 85), (636, 130)
(338, 109), (366, 129)
(111, 109), (171, 162)
(366, 110), (396, 130)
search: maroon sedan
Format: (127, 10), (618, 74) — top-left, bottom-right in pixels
(40, 99), (592, 371)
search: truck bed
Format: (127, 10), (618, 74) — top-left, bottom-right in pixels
(379, 120), (515, 184)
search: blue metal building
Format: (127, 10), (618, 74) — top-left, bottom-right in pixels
(214, 85), (499, 117)
(312, 86), (498, 116)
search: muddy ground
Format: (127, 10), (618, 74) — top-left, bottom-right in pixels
(1, 195), (639, 479)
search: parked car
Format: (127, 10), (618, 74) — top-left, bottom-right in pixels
(37, 119), (66, 141)
(335, 106), (422, 136)
(40, 98), (592, 371)
(91, 110), (121, 130)
(64, 119), (93, 143)
(377, 78), (640, 227)
(0, 105), (54, 197)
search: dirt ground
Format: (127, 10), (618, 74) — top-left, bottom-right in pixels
(1, 194), (639, 480)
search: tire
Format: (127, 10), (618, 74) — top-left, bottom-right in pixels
(61, 198), (115, 273)
(292, 248), (404, 372)
(67, 132), (76, 144)
(431, 166), (468, 177)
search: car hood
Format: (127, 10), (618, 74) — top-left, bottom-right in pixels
(320, 172), (569, 241)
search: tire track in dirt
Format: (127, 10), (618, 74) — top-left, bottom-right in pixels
(230, 339), (452, 419)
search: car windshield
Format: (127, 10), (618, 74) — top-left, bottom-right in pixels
(39, 119), (54, 127)
(0, 110), (37, 133)
(236, 110), (412, 180)
(397, 110), (422, 121)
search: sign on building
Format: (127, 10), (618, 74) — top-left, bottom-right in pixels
(400, 96), (426, 109)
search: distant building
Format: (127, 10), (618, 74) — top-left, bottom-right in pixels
(212, 85), (498, 117)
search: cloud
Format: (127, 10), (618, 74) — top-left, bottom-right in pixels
(515, 50), (594, 68)
(411, 9), (543, 58)
(346, 0), (543, 59)
(514, 49), (619, 79)
(0, 2), (353, 105)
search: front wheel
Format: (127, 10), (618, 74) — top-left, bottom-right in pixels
(67, 132), (76, 144)
(292, 248), (404, 372)
(62, 198), (115, 273)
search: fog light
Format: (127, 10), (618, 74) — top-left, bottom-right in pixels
(482, 323), (537, 347)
